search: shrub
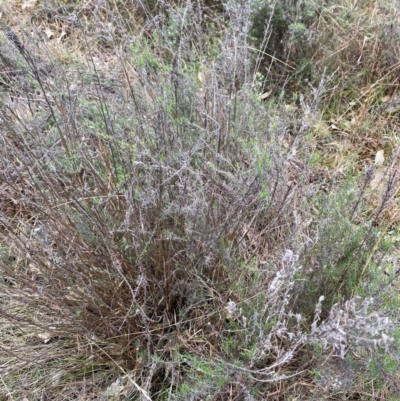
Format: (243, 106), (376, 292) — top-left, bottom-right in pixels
(0, 1), (398, 400)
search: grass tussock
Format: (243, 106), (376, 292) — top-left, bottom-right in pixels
(0, 0), (399, 400)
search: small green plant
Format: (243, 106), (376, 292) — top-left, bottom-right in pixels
(295, 179), (389, 321)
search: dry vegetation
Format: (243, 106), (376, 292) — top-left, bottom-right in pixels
(0, 0), (399, 400)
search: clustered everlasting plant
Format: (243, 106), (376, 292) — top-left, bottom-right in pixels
(310, 296), (393, 359)
(0, 0), (399, 400)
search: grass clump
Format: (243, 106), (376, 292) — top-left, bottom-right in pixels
(0, 0), (399, 400)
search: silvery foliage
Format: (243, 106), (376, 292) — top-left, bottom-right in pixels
(249, 250), (393, 375)
(310, 296), (393, 358)
(250, 250), (307, 373)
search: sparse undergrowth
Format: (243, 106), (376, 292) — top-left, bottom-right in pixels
(0, 0), (399, 400)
